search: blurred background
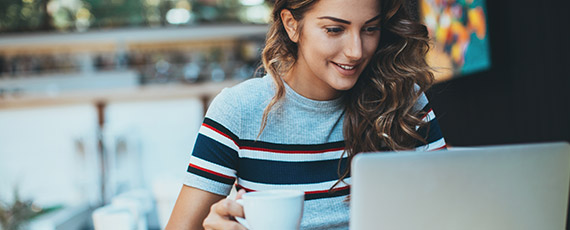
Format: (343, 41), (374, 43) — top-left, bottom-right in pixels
(0, 0), (269, 229)
(0, 0), (568, 229)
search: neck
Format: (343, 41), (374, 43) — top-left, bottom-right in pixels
(283, 65), (342, 101)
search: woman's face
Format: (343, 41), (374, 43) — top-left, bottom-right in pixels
(284, 0), (381, 100)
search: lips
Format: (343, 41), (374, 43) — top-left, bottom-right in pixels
(332, 61), (359, 75)
(334, 62), (355, 70)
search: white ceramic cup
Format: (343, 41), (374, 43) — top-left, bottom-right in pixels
(236, 190), (305, 230)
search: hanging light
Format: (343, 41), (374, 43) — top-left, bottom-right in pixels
(166, 8), (192, 25)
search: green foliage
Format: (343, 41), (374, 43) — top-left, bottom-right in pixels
(0, 190), (62, 230)
(83, 0), (146, 28)
(0, 0), (269, 33)
(0, 192), (35, 230)
(0, 0), (49, 32)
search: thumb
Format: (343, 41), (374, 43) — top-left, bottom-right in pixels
(235, 189), (246, 200)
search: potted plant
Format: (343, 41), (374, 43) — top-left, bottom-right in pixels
(0, 191), (39, 230)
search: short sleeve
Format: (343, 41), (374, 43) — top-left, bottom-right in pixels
(414, 92), (447, 151)
(184, 88), (242, 196)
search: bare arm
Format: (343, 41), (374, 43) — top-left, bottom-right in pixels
(165, 185), (247, 230)
(165, 185), (224, 230)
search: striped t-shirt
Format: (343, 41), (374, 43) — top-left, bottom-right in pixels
(184, 75), (446, 229)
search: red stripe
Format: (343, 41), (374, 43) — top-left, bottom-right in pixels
(421, 109), (433, 120)
(305, 185), (350, 195)
(202, 123), (240, 148)
(240, 146), (345, 154)
(235, 184), (256, 192)
(235, 184), (350, 194)
(189, 163), (235, 180)
(203, 123), (344, 154)
(432, 144), (447, 151)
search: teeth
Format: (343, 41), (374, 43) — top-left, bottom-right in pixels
(336, 63), (355, 70)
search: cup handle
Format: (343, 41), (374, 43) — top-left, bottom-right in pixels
(235, 199), (250, 229)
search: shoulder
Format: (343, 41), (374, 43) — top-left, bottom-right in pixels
(212, 76), (274, 106)
(411, 83), (430, 114)
(413, 92), (429, 112)
(205, 76), (275, 136)
(411, 88), (447, 151)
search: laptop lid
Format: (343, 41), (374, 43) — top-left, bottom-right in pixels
(350, 142), (570, 230)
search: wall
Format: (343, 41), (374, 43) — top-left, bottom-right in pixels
(427, 0), (570, 146)
(0, 104), (100, 207)
(0, 97), (204, 229)
(104, 98), (204, 228)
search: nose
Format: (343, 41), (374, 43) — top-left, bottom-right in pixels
(344, 32), (363, 61)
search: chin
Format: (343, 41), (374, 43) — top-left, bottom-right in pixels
(333, 82), (358, 91)
(335, 77), (360, 90)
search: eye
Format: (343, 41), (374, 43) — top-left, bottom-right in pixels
(362, 26), (381, 34)
(325, 27), (344, 34)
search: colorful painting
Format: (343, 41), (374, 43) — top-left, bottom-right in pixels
(420, 0), (491, 81)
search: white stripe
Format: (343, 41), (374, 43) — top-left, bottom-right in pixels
(238, 149), (346, 162)
(416, 109), (436, 130)
(238, 178), (351, 192)
(189, 156), (237, 178)
(199, 125), (239, 151)
(423, 109), (436, 122)
(416, 137), (446, 151)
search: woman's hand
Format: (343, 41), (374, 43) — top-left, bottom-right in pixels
(203, 189), (247, 230)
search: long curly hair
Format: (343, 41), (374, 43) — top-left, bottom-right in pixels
(260, 0), (434, 186)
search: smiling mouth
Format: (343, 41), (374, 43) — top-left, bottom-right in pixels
(333, 62), (356, 70)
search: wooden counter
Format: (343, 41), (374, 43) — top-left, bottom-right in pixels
(0, 80), (241, 110)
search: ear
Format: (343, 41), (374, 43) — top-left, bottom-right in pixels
(280, 9), (299, 43)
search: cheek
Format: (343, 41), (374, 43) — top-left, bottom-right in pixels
(363, 36), (381, 56)
(303, 34), (338, 63)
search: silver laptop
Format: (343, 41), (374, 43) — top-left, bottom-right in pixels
(350, 142), (570, 230)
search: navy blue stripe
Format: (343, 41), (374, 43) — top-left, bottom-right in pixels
(192, 134), (238, 170)
(203, 117), (239, 142)
(240, 140), (345, 151)
(187, 166), (235, 185)
(238, 158), (349, 184)
(416, 118), (444, 147)
(305, 187), (350, 200)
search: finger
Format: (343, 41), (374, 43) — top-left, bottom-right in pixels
(214, 199), (245, 218)
(204, 214), (246, 230)
(235, 189), (246, 200)
(204, 200), (246, 230)
(203, 214), (246, 230)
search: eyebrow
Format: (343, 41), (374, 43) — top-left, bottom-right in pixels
(317, 14), (381, 25)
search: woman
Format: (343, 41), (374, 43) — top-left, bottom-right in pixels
(167, 0), (446, 229)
